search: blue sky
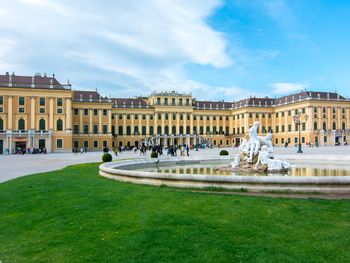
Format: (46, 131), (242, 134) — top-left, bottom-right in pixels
(0, 0), (349, 100)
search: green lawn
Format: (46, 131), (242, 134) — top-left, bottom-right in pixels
(0, 163), (349, 263)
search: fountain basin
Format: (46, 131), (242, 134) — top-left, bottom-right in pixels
(99, 158), (350, 194)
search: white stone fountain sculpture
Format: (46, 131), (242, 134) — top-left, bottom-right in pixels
(231, 121), (291, 173)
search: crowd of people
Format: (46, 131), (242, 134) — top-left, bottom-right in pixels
(108, 143), (192, 158)
(12, 147), (47, 155)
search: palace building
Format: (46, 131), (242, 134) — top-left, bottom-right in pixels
(0, 72), (349, 154)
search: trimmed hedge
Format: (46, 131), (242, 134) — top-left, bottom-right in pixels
(151, 152), (158, 158)
(102, 153), (113, 162)
(219, 150), (229, 156)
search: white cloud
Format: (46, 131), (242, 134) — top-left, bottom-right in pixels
(0, 0), (236, 100)
(270, 82), (309, 94)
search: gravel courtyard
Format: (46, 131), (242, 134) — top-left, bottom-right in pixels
(1, 146), (350, 183)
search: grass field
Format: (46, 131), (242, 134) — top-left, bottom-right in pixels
(0, 163), (349, 262)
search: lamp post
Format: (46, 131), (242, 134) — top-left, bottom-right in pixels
(293, 112), (309, 153)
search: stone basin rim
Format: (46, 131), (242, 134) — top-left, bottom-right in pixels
(99, 158), (350, 185)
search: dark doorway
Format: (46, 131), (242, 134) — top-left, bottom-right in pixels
(15, 141), (26, 151)
(39, 139), (46, 150)
(135, 141), (139, 148)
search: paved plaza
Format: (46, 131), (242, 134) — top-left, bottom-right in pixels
(1, 146), (350, 183)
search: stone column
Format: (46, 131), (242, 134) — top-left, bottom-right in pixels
(65, 98), (72, 131)
(89, 109), (93, 133)
(190, 114), (194, 135)
(146, 114), (150, 135)
(123, 114), (126, 135)
(203, 115), (207, 135)
(169, 113), (172, 135)
(98, 109), (102, 133)
(7, 96), (13, 130)
(8, 134), (13, 154)
(49, 98), (54, 130)
(131, 114), (134, 135)
(183, 114), (187, 135)
(108, 109), (112, 134)
(176, 113), (180, 134)
(48, 130), (52, 153)
(164, 135), (168, 146)
(30, 97), (35, 130)
(161, 113), (165, 135)
(79, 108), (83, 133)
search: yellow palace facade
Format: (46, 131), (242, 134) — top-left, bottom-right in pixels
(0, 72), (349, 154)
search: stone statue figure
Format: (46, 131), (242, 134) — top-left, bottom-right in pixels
(231, 121), (291, 174)
(239, 138), (250, 154)
(247, 121), (261, 163)
(255, 146), (291, 172)
(259, 133), (274, 158)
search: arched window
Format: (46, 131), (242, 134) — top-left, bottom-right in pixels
(39, 119), (46, 131)
(172, 125), (176, 135)
(186, 125), (190, 134)
(323, 122), (327, 130)
(0, 118), (3, 131)
(126, 126), (131, 135)
(205, 126), (210, 134)
(142, 126), (146, 135)
(134, 126), (139, 135)
(57, 119), (63, 131)
(342, 122), (346, 130)
(314, 121), (318, 131)
(118, 126), (123, 135)
(112, 125), (115, 136)
(165, 125), (169, 135)
(179, 126), (184, 134)
(193, 126), (197, 134)
(200, 126), (204, 135)
(332, 122), (336, 130)
(219, 126), (223, 134)
(212, 126), (217, 135)
(18, 119), (25, 131)
(157, 125), (162, 134)
(225, 126), (229, 135)
(149, 126), (154, 135)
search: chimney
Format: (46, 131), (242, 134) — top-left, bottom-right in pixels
(79, 94), (83, 102)
(31, 76), (35, 88)
(49, 78), (53, 88)
(89, 94), (92, 102)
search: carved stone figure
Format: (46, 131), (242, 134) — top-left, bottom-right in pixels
(247, 121), (260, 163)
(231, 121), (291, 174)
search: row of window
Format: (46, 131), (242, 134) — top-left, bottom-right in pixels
(313, 121), (347, 131)
(73, 124), (108, 134)
(17, 107), (64, 114)
(0, 96), (64, 106)
(314, 106), (347, 114)
(0, 119), (64, 131)
(114, 125), (231, 136)
(74, 108), (108, 116)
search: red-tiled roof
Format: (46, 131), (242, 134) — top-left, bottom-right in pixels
(194, 100), (233, 110)
(73, 90), (107, 102)
(0, 73), (61, 85)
